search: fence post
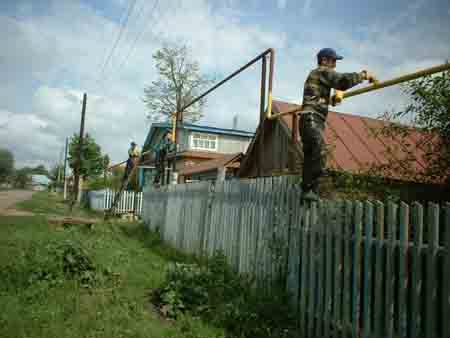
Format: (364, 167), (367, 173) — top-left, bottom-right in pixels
(324, 200), (333, 338)
(443, 204), (450, 338)
(385, 201), (397, 338)
(308, 202), (316, 338)
(373, 201), (385, 337)
(398, 202), (409, 338)
(343, 200), (353, 336)
(425, 203), (439, 338)
(333, 200), (344, 338)
(362, 201), (373, 338)
(410, 202), (424, 338)
(352, 201), (363, 338)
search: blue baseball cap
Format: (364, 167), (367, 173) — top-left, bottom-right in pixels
(317, 48), (343, 61)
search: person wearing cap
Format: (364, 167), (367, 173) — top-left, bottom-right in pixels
(300, 48), (377, 201)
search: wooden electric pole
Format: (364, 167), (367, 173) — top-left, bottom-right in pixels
(73, 93), (87, 204)
(63, 137), (69, 200)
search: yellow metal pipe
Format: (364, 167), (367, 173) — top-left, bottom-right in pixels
(268, 62), (450, 120)
(268, 105), (302, 120)
(267, 91), (273, 118)
(343, 62), (450, 99)
(171, 113), (177, 142)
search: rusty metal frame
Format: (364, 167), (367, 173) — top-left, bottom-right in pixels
(109, 49), (275, 171)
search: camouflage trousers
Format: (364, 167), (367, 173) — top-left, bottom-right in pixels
(299, 112), (326, 194)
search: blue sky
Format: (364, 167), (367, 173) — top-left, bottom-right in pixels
(0, 0), (449, 168)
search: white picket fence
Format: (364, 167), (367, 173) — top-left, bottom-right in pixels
(88, 189), (143, 215)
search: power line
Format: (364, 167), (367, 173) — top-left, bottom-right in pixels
(103, 0), (160, 81)
(96, 0), (138, 86)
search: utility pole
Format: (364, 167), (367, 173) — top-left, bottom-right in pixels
(63, 137), (69, 200)
(73, 93), (87, 204)
(57, 145), (64, 185)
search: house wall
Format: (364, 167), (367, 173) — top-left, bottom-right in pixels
(184, 130), (251, 154)
(239, 119), (302, 177)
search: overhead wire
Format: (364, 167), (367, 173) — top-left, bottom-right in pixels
(95, 0), (138, 86)
(103, 0), (160, 81)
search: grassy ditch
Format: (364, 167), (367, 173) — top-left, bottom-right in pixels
(0, 192), (223, 338)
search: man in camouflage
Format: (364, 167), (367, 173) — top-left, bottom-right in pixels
(300, 48), (377, 201)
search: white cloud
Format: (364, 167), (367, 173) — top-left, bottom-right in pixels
(0, 0), (448, 169)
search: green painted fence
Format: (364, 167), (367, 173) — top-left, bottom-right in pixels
(142, 176), (450, 338)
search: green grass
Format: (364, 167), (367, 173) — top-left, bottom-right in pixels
(0, 193), (224, 338)
(16, 191), (101, 218)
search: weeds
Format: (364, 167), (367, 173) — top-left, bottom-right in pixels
(153, 251), (297, 338)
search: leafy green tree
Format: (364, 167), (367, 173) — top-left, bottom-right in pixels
(68, 133), (106, 180)
(0, 148), (14, 183)
(31, 164), (49, 176)
(12, 168), (31, 188)
(370, 70), (450, 189)
(143, 43), (213, 123)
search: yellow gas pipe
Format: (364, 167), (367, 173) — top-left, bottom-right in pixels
(267, 62), (450, 120)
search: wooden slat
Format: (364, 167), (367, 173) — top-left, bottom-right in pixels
(362, 201), (373, 338)
(308, 202), (316, 338)
(385, 201), (396, 338)
(343, 200), (353, 336)
(373, 201), (385, 337)
(333, 200), (344, 338)
(286, 187), (301, 312)
(351, 202), (363, 338)
(315, 200), (325, 338)
(324, 200), (333, 338)
(443, 204), (450, 338)
(299, 203), (309, 337)
(425, 203), (439, 338)
(398, 202), (409, 338)
(410, 202), (424, 338)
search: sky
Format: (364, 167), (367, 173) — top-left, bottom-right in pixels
(0, 0), (449, 169)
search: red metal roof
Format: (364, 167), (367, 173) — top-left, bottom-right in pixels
(179, 153), (242, 176)
(272, 100), (437, 183)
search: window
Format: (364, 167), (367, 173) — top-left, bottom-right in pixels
(190, 133), (218, 151)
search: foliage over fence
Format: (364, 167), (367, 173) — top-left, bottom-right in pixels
(142, 176), (450, 338)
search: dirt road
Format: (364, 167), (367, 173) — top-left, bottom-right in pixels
(0, 190), (34, 216)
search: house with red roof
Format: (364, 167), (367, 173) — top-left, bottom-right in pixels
(238, 100), (446, 201)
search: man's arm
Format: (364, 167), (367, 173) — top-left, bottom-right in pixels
(320, 69), (365, 91)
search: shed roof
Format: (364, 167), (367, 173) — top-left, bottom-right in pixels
(179, 153), (242, 176)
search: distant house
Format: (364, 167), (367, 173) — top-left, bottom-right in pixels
(239, 100), (447, 201)
(139, 122), (254, 187)
(30, 175), (50, 191)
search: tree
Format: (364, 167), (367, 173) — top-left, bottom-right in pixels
(31, 164), (49, 176)
(12, 168), (31, 189)
(68, 133), (106, 180)
(0, 148), (14, 183)
(143, 43), (213, 123)
(369, 70), (450, 188)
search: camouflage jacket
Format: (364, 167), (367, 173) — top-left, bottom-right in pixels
(302, 66), (364, 120)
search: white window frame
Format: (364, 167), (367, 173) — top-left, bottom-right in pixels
(190, 132), (218, 151)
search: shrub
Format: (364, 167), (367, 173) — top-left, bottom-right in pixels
(154, 252), (297, 338)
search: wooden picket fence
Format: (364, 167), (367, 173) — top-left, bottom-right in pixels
(89, 189), (143, 215)
(142, 176), (450, 338)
